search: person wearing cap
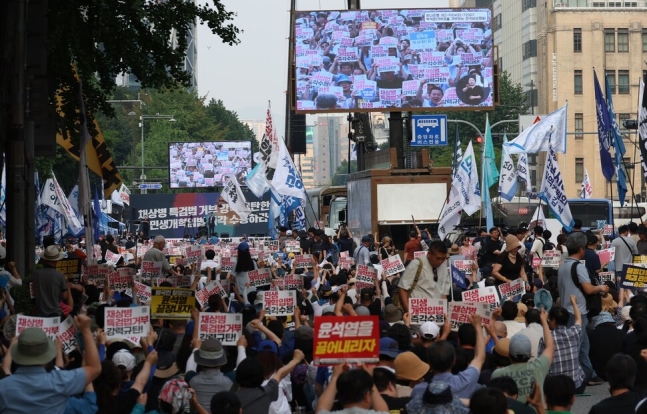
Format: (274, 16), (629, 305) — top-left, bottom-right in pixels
(143, 236), (182, 278)
(491, 234), (529, 287)
(335, 75), (355, 109)
(412, 315), (485, 400)
(354, 236), (372, 266)
(0, 314), (102, 412)
(316, 362), (389, 413)
(32, 244), (69, 317)
(418, 321), (442, 347)
(557, 232), (609, 386)
(185, 338), (232, 409)
(516, 308), (544, 360)
(544, 295), (589, 394)
(399, 241), (451, 313)
(491, 308), (555, 404)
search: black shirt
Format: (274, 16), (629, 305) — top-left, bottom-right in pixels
(381, 394), (410, 414)
(338, 238), (353, 253)
(483, 238), (503, 265)
(622, 332), (647, 390)
(589, 390), (647, 414)
(589, 322), (625, 380)
(494, 253), (524, 284)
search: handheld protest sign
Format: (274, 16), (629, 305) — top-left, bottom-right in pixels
(16, 315), (59, 340)
(313, 315), (379, 365)
(497, 279), (526, 302)
(197, 313), (242, 345)
(104, 306), (150, 339)
(151, 287), (196, 319)
(462, 286), (500, 311)
(453, 260), (474, 275)
(381, 255), (405, 276)
(263, 290), (296, 317)
(141, 261), (164, 280)
(134, 281), (152, 304)
(284, 273), (303, 290)
(541, 250), (561, 268)
(248, 268), (272, 288)
(58, 316), (78, 355)
(448, 302), (491, 332)
(294, 254), (313, 270)
(621, 264), (647, 289)
(195, 281), (228, 308)
(599, 271), (614, 284)
(355, 265), (377, 291)
(409, 298), (446, 325)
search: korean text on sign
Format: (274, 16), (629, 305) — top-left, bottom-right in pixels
(16, 315), (59, 340)
(409, 298), (446, 324)
(197, 313), (242, 346)
(56, 258), (82, 279)
(462, 286), (500, 311)
(599, 271), (614, 284)
(313, 316), (379, 365)
(134, 281), (152, 304)
(141, 261), (164, 280)
(453, 260), (474, 275)
(497, 279), (526, 302)
(381, 255), (405, 276)
(294, 254), (313, 269)
(195, 281), (228, 308)
(263, 290), (296, 317)
(355, 265), (377, 290)
(284, 274), (303, 290)
(151, 287), (196, 319)
(104, 306), (150, 339)
(248, 268), (272, 288)
(621, 264), (647, 288)
(449, 302), (491, 331)
(57, 316), (78, 355)
(541, 250), (562, 268)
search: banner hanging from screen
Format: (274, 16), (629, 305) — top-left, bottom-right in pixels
(293, 8), (493, 113)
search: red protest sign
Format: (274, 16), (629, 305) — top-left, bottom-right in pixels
(355, 265), (377, 290)
(409, 298), (446, 325)
(197, 312), (242, 345)
(381, 255), (405, 276)
(313, 315), (379, 365)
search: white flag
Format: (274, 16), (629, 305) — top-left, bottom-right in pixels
(118, 184), (131, 206)
(271, 137), (306, 200)
(529, 205), (546, 229)
(498, 143), (518, 202)
(245, 163), (271, 198)
(220, 175), (251, 220)
(454, 141), (481, 216)
(537, 143), (574, 231)
(580, 168), (593, 199)
(66, 185), (84, 225)
(437, 186), (462, 241)
(504, 103), (568, 154)
(516, 152), (531, 196)
(110, 189), (124, 207)
(42, 175), (83, 235)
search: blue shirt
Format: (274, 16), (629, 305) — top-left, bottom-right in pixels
(0, 366), (86, 414)
(64, 392), (97, 414)
(411, 365), (481, 400)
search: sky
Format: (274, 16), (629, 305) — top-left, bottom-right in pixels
(197, 0), (450, 136)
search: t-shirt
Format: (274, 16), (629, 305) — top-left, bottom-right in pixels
(589, 390), (647, 414)
(584, 248), (602, 281)
(32, 266), (67, 317)
(557, 259), (590, 315)
(236, 378), (279, 414)
(530, 237), (545, 258)
(404, 237), (422, 261)
(494, 253), (524, 284)
(622, 331), (647, 390)
(589, 323), (625, 380)
(143, 247), (172, 273)
(112, 388), (141, 414)
(490, 354), (551, 404)
(380, 394), (410, 414)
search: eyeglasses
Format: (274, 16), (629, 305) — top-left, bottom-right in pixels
(432, 266), (438, 283)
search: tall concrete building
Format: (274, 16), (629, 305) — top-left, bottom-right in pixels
(299, 126), (316, 189)
(312, 115), (350, 186)
(241, 119), (265, 143)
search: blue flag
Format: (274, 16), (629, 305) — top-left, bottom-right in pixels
(605, 75), (628, 205)
(594, 70), (616, 181)
(451, 264), (468, 290)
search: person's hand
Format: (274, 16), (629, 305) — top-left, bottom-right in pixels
(599, 284), (609, 293)
(146, 329), (158, 346)
(236, 335), (248, 348)
(74, 314), (92, 333)
(569, 294), (578, 307)
(471, 314), (483, 328)
(641, 349), (647, 362)
(250, 319), (263, 330)
(340, 285), (348, 295)
(137, 393), (148, 406)
(332, 361), (346, 378)
(403, 312), (411, 326)
(492, 307), (502, 320)
(7, 261), (15, 271)
(189, 388), (199, 407)
(191, 337), (202, 350)
(145, 350), (158, 365)
(540, 308), (548, 324)
(292, 349), (305, 363)
(96, 329), (107, 345)
(526, 381), (542, 409)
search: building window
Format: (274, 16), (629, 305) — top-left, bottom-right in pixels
(575, 113), (584, 139)
(604, 29), (615, 52)
(619, 113), (631, 128)
(574, 70), (583, 94)
(522, 40), (537, 60)
(617, 29), (629, 52)
(575, 158), (584, 183)
(643, 30), (647, 53)
(573, 28), (582, 52)
(606, 70), (616, 94)
(493, 14), (502, 32)
(522, 0), (536, 12)
(618, 70), (630, 94)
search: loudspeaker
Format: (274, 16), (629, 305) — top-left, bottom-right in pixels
(290, 111), (307, 154)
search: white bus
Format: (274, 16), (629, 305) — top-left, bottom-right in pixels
(612, 201), (647, 227)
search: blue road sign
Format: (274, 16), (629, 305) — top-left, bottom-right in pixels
(138, 183), (163, 190)
(411, 115), (448, 147)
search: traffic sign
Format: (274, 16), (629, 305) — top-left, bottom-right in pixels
(138, 183), (162, 190)
(411, 115), (448, 147)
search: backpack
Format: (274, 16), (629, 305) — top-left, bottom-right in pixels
(543, 240), (554, 251)
(570, 261), (602, 318)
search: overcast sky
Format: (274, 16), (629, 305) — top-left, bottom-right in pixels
(197, 0), (450, 136)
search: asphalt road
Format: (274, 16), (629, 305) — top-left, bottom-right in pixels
(571, 381), (609, 414)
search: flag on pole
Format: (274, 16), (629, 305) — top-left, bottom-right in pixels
(67, 185), (84, 226)
(537, 136), (574, 231)
(78, 80), (95, 251)
(483, 115), (499, 188)
(437, 186), (462, 241)
(271, 137), (306, 200)
(638, 79), (647, 181)
(498, 135), (518, 202)
(450, 264), (468, 290)
(455, 141), (482, 216)
(220, 175), (252, 220)
(580, 168), (593, 199)
(92, 186), (102, 242)
(503, 103), (568, 154)
(516, 152), (531, 197)
(529, 205), (547, 229)
(606, 74), (627, 205)
(452, 126), (462, 178)
(593, 69), (615, 181)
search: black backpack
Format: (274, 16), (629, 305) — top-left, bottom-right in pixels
(543, 240), (554, 251)
(570, 261), (602, 318)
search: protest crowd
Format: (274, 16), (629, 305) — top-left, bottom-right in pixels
(3, 220), (647, 414)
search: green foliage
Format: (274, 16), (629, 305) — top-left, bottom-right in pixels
(332, 160), (357, 185)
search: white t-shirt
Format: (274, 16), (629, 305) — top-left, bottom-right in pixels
(530, 237), (545, 258)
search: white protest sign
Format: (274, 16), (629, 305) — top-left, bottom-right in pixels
(453, 260), (474, 275)
(221, 257), (237, 273)
(381, 255), (405, 276)
(449, 302), (492, 331)
(185, 245), (202, 264)
(104, 306), (150, 339)
(599, 271), (615, 284)
(356, 265), (377, 290)
(108, 272), (133, 292)
(57, 316), (78, 355)
(105, 250), (122, 264)
(409, 298), (446, 325)
(197, 313), (242, 346)
(284, 273), (303, 290)
(134, 281), (152, 304)
(414, 251), (427, 259)
(16, 315), (59, 340)
(402, 80), (419, 97)
(141, 261), (163, 280)
(248, 268), (272, 288)
(285, 240), (301, 253)
(294, 254), (313, 269)
(497, 279), (526, 302)
(264, 290), (296, 316)
(462, 286), (500, 311)
(541, 250), (562, 268)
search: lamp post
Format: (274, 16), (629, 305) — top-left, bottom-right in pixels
(136, 114), (176, 193)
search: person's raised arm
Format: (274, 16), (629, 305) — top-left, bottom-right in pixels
(469, 315), (486, 371)
(132, 350), (158, 393)
(316, 362), (344, 412)
(251, 319), (282, 345)
(539, 309), (555, 364)
(75, 314), (102, 384)
(570, 294), (582, 326)
(272, 349), (304, 382)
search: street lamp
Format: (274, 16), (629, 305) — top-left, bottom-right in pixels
(133, 113), (176, 193)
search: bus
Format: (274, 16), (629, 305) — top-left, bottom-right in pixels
(494, 197), (613, 231)
(304, 186), (347, 236)
(612, 201), (647, 227)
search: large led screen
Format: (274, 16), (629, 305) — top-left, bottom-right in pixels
(293, 8), (493, 113)
(168, 141), (252, 189)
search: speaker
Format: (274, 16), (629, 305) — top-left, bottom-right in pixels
(290, 111), (307, 154)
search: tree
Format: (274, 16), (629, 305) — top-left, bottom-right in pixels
(331, 160), (357, 186)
